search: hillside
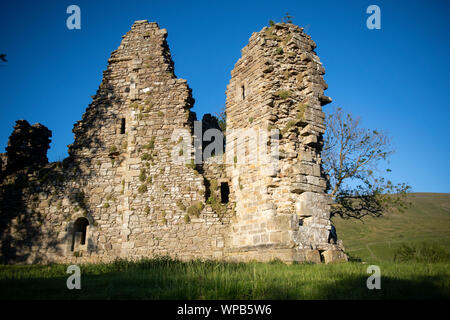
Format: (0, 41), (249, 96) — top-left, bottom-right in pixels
(333, 193), (450, 262)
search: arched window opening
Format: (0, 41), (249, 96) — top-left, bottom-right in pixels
(71, 217), (89, 252)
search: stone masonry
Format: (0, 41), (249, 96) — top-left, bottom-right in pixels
(0, 20), (346, 264)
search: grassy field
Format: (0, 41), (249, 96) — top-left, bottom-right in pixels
(0, 193), (448, 300)
(0, 259), (448, 299)
(333, 192), (450, 263)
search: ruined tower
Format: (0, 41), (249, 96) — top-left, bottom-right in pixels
(224, 23), (346, 262)
(0, 21), (346, 264)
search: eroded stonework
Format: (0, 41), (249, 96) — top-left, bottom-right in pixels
(0, 20), (346, 264)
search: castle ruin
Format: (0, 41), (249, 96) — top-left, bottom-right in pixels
(0, 20), (347, 264)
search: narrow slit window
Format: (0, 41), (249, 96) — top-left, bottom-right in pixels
(120, 118), (126, 134)
(220, 182), (230, 204)
(71, 217), (89, 251)
(241, 85), (245, 100)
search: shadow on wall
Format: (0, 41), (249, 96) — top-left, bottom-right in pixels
(0, 171), (62, 263)
(0, 120), (61, 263)
(0, 93), (112, 263)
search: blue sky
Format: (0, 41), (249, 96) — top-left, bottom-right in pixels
(0, 0), (449, 192)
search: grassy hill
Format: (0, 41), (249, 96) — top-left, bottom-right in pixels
(333, 193), (450, 263)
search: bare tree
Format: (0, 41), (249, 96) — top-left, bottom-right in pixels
(323, 107), (411, 219)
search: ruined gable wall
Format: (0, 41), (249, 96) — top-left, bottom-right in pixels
(61, 20), (230, 262)
(0, 21), (230, 264)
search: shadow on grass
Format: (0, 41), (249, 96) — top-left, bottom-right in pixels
(0, 266), (448, 300)
(315, 274), (448, 300)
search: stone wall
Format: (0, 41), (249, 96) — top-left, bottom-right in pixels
(0, 21), (346, 264)
(4, 120), (52, 174)
(0, 153), (6, 178)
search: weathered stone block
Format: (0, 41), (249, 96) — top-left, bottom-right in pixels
(322, 250), (348, 264)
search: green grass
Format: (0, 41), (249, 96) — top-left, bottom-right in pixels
(0, 193), (449, 300)
(0, 259), (448, 299)
(333, 193), (450, 263)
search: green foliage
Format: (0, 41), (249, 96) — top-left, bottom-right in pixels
(215, 107), (226, 133)
(144, 206), (150, 214)
(143, 137), (156, 150)
(275, 47), (284, 55)
(139, 169), (147, 182)
(103, 202), (110, 209)
(206, 180), (227, 219)
(282, 120), (297, 134)
(187, 202), (204, 217)
(186, 159), (196, 171)
(158, 111), (164, 117)
(138, 184), (148, 193)
(281, 12), (294, 24)
(296, 103), (307, 120)
(282, 34), (293, 45)
(275, 90), (290, 99)
(141, 153), (153, 161)
(265, 26), (279, 40)
(196, 202), (204, 211)
(269, 20), (275, 27)
(394, 243), (450, 263)
(184, 214), (190, 224)
(109, 146), (118, 154)
(176, 200), (186, 211)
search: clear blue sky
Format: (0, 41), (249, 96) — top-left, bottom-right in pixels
(0, 0), (449, 193)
